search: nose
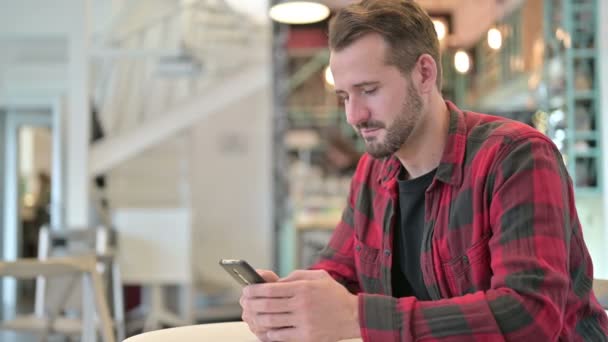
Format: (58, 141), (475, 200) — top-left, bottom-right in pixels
(345, 96), (370, 127)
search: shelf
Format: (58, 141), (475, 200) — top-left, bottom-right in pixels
(572, 3), (595, 13)
(572, 49), (597, 59)
(573, 148), (600, 158)
(574, 131), (599, 141)
(573, 90), (595, 101)
(574, 187), (602, 197)
(544, 0), (602, 193)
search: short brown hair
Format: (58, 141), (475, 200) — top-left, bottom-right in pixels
(329, 0), (442, 89)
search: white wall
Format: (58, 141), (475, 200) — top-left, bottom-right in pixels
(0, 111), (5, 261)
(190, 85), (273, 287)
(599, 0), (608, 280)
(0, 64), (68, 100)
(0, 0), (76, 36)
(0, 0), (118, 37)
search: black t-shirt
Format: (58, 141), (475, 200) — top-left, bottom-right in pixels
(392, 167), (436, 300)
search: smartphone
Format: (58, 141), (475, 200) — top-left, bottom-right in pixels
(219, 259), (266, 286)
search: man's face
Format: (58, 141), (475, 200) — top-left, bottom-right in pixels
(330, 33), (424, 159)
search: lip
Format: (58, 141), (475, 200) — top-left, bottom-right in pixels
(360, 127), (381, 138)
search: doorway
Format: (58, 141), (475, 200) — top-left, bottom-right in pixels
(1, 100), (62, 319)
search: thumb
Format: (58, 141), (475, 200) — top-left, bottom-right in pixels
(256, 269), (279, 282)
(280, 269), (327, 282)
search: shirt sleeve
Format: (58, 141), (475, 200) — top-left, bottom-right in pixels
(357, 135), (603, 341)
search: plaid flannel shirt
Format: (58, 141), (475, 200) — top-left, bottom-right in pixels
(311, 102), (608, 341)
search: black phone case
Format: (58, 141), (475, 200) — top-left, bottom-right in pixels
(219, 259), (266, 286)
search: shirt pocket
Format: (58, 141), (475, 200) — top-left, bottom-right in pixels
(353, 238), (381, 291)
(442, 233), (492, 296)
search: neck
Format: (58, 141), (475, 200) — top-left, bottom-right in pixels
(394, 93), (449, 179)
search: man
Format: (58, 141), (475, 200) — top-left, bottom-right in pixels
(240, 1), (608, 341)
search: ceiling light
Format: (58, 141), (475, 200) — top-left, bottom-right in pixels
(454, 50), (471, 74)
(269, 1), (330, 25)
(487, 27), (502, 50)
(433, 19), (447, 41)
(324, 66), (334, 87)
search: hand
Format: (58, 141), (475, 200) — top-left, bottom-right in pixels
(240, 269), (279, 341)
(242, 269), (360, 342)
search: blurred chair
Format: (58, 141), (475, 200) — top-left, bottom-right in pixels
(0, 226), (125, 341)
(114, 208), (194, 334)
(0, 255), (114, 342)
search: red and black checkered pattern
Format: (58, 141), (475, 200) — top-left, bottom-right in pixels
(310, 102), (608, 341)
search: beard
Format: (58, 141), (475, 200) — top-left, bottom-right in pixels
(358, 81), (424, 159)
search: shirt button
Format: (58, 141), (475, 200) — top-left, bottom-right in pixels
(355, 245), (361, 252)
(384, 249), (391, 256)
(463, 255), (469, 265)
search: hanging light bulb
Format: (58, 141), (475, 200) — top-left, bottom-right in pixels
(324, 66), (335, 87)
(269, 1), (330, 25)
(432, 19), (447, 41)
(487, 27), (502, 50)
(454, 50), (471, 74)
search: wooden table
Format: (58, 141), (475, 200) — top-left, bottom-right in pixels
(124, 321), (363, 341)
(125, 311), (608, 342)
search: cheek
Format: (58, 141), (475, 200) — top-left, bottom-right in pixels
(367, 96), (387, 113)
(369, 95), (400, 118)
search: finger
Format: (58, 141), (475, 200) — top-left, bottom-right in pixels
(255, 312), (296, 329)
(244, 281), (301, 298)
(256, 269), (279, 282)
(240, 296), (258, 316)
(255, 332), (272, 342)
(279, 269), (327, 282)
(241, 312), (256, 330)
(248, 297), (293, 314)
(246, 317), (271, 336)
(266, 327), (299, 341)
(242, 317), (262, 337)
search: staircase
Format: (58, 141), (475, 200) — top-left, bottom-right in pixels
(89, 0), (274, 292)
(90, 0), (269, 203)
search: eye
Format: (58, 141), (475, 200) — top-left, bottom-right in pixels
(362, 87), (377, 95)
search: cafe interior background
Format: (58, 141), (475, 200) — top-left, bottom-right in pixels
(0, 0), (607, 340)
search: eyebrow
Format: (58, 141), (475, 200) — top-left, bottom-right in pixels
(353, 81), (380, 88)
(335, 81), (380, 95)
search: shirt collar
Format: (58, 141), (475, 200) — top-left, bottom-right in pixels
(377, 101), (467, 188)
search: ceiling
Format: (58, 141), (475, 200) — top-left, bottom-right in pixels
(228, 0), (525, 48)
(0, 0), (525, 87)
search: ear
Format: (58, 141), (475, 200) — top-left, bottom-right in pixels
(414, 54), (438, 94)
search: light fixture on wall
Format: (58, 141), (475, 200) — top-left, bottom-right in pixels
(324, 66), (335, 87)
(432, 18), (447, 41)
(269, 1), (330, 25)
(487, 27), (502, 50)
(454, 50), (471, 74)
(429, 14), (451, 43)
